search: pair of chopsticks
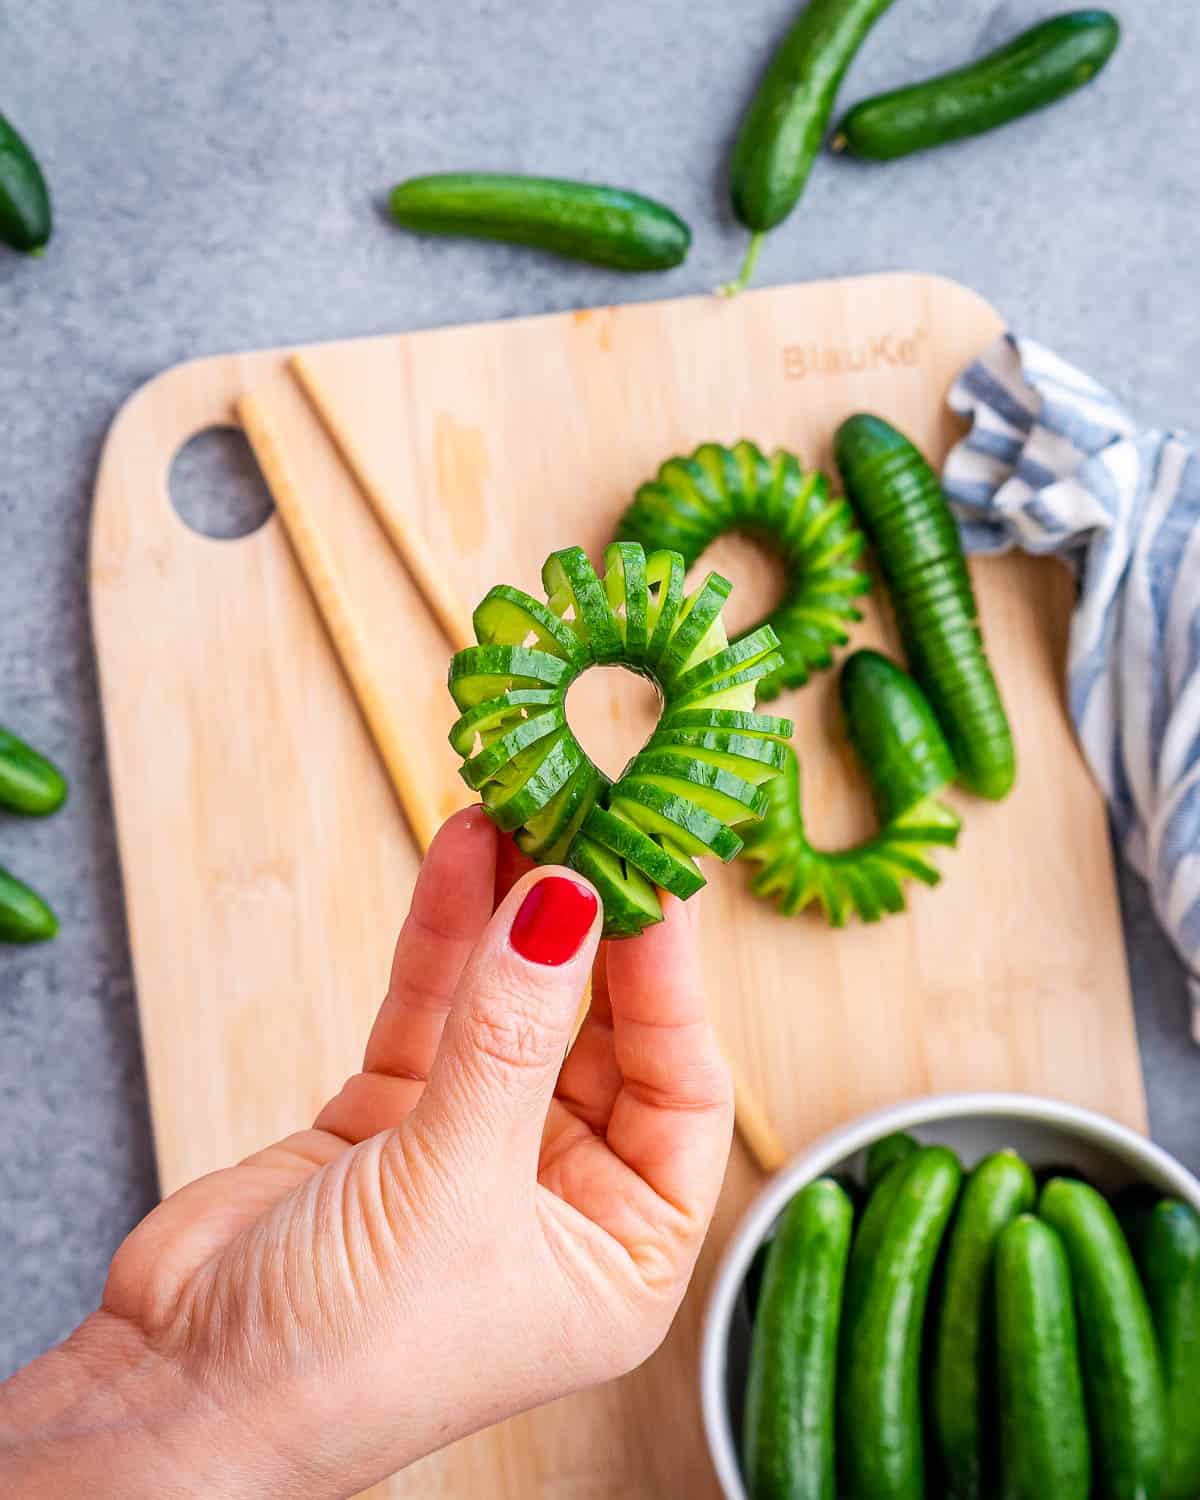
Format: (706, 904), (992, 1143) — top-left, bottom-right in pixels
(237, 364), (786, 1175)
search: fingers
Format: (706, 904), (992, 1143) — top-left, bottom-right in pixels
(603, 892), (734, 1216)
(315, 808), (497, 1142)
(554, 945), (622, 1132)
(416, 866), (602, 1167)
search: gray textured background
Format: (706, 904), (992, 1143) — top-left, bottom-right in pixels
(2, 0), (1198, 1380)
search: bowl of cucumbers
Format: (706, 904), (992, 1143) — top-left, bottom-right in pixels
(700, 1091), (1200, 1500)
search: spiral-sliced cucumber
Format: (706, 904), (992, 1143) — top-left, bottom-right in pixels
(739, 651), (961, 925)
(449, 543), (793, 937)
(615, 441), (870, 700)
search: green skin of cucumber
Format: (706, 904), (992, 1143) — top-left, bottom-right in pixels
(742, 1179), (854, 1500)
(730, 0), (897, 233)
(931, 1150), (1037, 1500)
(834, 414), (1016, 802)
(0, 865), (58, 943)
(834, 10), (1121, 161)
(448, 543), (792, 937)
(1039, 1178), (1168, 1500)
(0, 726), (68, 815)
(865, 1132), (919, 1192)
(740, 650), (962, 927)
(995, 1215), (1091, 1500)
(837, 1145), (963, 1500)
(389, 174), (691, 271)
(1126, 1199), (1200, 1500)
(617, 441), (870, 701)
(0, 111), (51, 253)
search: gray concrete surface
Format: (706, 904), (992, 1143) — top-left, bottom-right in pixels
(1, 0), (1197, 1379)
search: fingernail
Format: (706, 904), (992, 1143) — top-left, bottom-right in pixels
(510, 876), (598, 966)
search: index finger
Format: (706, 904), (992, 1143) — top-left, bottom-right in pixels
(602, 894), (733, 1216)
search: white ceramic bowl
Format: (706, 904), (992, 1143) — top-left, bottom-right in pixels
(701, 1091), (1200, 1500)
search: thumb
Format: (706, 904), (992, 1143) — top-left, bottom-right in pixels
(416, 865), (601, 1162)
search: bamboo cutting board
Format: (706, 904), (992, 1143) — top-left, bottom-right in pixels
(91, 273), (1145, 1499)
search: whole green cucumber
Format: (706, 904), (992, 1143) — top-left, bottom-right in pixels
(865, 1130), (919, 1191)
(838, 1145), (963, 1500)
(1128, 1199), (1200, 1500)
(834, 10), (1120, 161)
(995, 1215), (1091, 1500)
(834, 414), (1016, 801)
(743, 1178), (854, 1500)
(388, 174), (690, 271)
(0, 111), (52, 253)
(1039, 1178), (1167, 1500)
(722, 0), (895, 292)
(931, 1150), (1037, 1500)
(0, 865), (58, 943)
(0, 727), (68, 815)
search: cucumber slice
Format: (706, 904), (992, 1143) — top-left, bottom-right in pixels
(448, 644), (572, 709)
(581, 803), (704, 899)
(602, 542), (649, 661)
(542, 546), (623, 664)
(473, 584), (590, 665)
(566, 836), (663, 937)
(449, 539), (789, 936)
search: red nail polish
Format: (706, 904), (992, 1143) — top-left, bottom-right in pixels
(510, 876), (598, 966)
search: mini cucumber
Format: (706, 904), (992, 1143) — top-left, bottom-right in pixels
(833, 10), (1120, 161)
(740, 653), (961, 926)
(389, 174), (690, 271)
(834, 415), (1016, 801)
(995, 1215), (1091, 1500)
(0, 111), (52, 254)
(1039, 1178), (1167, 1500)
(724, 0), (897, 292)
(865, 1131), (919, 1191)
(838, 1145), (963, 1500)
(449, 543), (791, 936)
(742, 1178), (854, 1500)
(1126, 1199), (1200, 1500)
(0, 865), (58, 943)
(931, 1150), (1037, 1500)
(617, 442), (870, 698)
(0, 727), (67, 815)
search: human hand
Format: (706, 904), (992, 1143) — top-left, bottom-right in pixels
(0, 808), (733, 1499)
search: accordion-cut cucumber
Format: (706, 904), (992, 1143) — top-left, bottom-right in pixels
(448, 543), (792, 937)
(740, 650), (961, 925)
(616, 441), (870, 700)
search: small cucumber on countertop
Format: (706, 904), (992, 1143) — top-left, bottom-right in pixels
(0, 726), (68, 815)
(0, 865), (58, 943)
(742, 1178), (854, 1500)
(1039, 1177), (1167, 1500)
(834, 415), (1016, 801)
(0, 111), (52, 254)
(865, 1131), (919, 1191)
(1126, 1199), (1200, 1500)
(389, 174), (691, 271)
(931, 1150), (1037, 1500)
(838, 1145), (963, 1500)
(833, 10), (1120, 161)
(995, 1215), (1091, 1500)
(723, 0), (896, 292)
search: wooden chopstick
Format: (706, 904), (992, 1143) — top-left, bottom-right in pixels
(244, 379), (788, 1177)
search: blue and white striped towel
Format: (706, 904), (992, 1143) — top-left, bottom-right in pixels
(943, 334), (1200, 1040)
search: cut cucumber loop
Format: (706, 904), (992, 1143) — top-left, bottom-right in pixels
(740, 651), (962, 926)
(616, 441), (870, 699)
(448, 542), (793, 936)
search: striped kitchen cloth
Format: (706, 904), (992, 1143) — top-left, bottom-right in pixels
(943, 333), (1200, 1040)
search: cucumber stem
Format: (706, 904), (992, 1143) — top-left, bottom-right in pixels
(718, 232), (764, 298)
